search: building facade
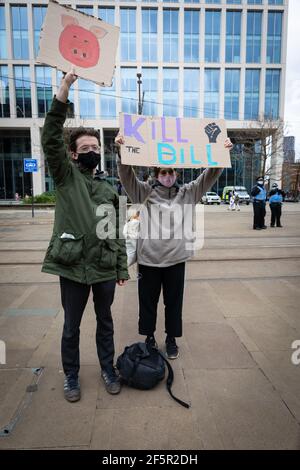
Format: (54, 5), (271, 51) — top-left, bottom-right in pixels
(0, 0), (288, 199)
(283, 135), (295, 163)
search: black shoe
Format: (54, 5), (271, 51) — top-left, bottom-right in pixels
(254, 227), (262, 230)
(166, 336), (179, 360)
(145, 335), (158, 349)
(277, 225), (283, 227)
(270, 225), (275, 227)
(101, 368), (121, 395)
(262, 225), (267, 229)
(64, 374), (81, 402)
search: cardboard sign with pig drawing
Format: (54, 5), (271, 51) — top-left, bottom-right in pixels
(119, 113), (232, 168)
(37, 0), (119, 86)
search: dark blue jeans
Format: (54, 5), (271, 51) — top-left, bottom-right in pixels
(60, 276), (116, 377)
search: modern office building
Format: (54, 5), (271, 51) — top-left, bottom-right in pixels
(283, 135), (295, 163)
(0, 0), (288, 199)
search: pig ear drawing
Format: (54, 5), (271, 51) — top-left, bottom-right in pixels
(61, 15), (78, 28)
(89, 26), (107, 39)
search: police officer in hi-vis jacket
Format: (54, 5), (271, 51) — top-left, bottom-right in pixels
(269, 183), (285, 228)
(251, 176), (267, 230)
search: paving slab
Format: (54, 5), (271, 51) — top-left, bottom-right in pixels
(183, 322), (256, 369)
(185, 368), (300, 450)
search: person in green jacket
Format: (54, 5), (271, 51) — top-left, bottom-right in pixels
(41, 69), (129, 402)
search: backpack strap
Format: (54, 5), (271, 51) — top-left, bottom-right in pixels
(157, 350), (190, 409)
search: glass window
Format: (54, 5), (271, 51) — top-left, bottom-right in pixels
(14, 66), (32, 118)
(36, 66), (52, 118)
(204, 68), (220, 118)
(247, 0), (262, 4)
(0, 130), (32, 200)
(205, 10), (221, 63)
(225, 69), (240, 120)
(184, 0), (200, 3)
(142, 68), (158, 116)
(163, 9), (179, 62)
(227, 1), (242, 4)
(120, 8), (136, 62)
(267, 12), (282, 64)
(33, 6), (47, 58)
(100, 76), (116, 119)
(226, 11), (241, 63)
(244, 69), (260, 120)
(184, 69), (199, 118)
(79, 79), (96, 119)
(265, 69), (280, 119)
(163, 68), (179, 117)
(206, 0), (221, 3)
(0, 6), (7, 59)
(142, 9), (158, 62)
(98, 7), (115, 24)
(246, 11), (262, 63)
(76, 6), (93, 16)
(121, 67), (137, 114)
(0, 66), (10, 117)
(184, 10), (200, 63)
(268, 0), (283, 4)
(11, 6), (29, 59)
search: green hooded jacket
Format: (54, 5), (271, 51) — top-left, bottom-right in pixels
(41, 97), (129, 285)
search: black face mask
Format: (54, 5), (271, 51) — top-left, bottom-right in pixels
(77, 151), (100, 170)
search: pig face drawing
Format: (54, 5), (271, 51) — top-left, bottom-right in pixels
(59, 15), (107, 68)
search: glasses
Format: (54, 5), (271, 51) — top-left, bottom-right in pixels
(159, 169), (175, 176)
(77, 145), (100, 153)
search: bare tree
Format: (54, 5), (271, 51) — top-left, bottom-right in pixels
(233, 115), (286, 187)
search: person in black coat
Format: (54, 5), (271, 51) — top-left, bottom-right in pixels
(268, 183), (285, 227)
(251, 176), (267, 230)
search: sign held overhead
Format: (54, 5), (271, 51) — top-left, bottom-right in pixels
(119, 113), (232, 168)
(37, 0), (119, 87)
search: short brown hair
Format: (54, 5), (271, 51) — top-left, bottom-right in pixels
(69, 127), (100, 153)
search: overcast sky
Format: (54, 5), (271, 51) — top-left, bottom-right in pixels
(285, 0), (300, 158)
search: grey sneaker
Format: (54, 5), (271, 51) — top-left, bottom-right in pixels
(166, 336), (179, 360)
(101, 368), (121, 395)
(64, 375), (81, 402)
(145, 335), (158, 349)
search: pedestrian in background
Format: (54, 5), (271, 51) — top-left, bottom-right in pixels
(228, 190), (236, 211)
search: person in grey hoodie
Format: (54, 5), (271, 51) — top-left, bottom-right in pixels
(115, 133), (233, 359)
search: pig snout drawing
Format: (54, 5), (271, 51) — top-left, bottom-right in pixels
(59, 15), (107, 68)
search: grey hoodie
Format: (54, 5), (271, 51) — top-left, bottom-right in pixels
(117, 157), (222, 267)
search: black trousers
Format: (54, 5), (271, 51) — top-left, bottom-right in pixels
(138, 263), (185, 338)
(60, 276), (116, 377)
(270, 203), (282, 226)
(253, 201), (266, 229)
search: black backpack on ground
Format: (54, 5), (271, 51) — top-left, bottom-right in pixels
(116, 342), (190, 409)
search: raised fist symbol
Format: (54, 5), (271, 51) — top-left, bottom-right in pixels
(205, 122), (221, 143)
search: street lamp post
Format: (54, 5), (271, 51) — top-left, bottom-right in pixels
(137, 73), (142, 115)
